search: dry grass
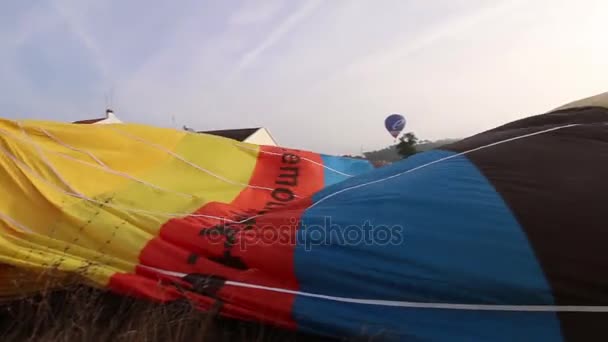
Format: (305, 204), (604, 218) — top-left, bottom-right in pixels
(0, 283), (338, 342)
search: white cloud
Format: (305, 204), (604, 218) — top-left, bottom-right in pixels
(229, 0), (284, 26)
(50, 0), (111, 81)
(328, 0), (527, 82)
(227, 0), (324, 82)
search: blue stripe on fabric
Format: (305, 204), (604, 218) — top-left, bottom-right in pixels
(293, 302), (562, 342)
(293, 150), (562, 341)
(320, 155), (374, 187)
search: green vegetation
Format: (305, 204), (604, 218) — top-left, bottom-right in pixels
(363, 134), (459, 164)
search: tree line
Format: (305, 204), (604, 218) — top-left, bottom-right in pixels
(355, 133), (459, 165)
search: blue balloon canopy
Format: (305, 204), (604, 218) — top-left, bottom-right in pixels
(385, 114), (406, 138)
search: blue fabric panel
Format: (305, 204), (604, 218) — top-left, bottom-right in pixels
(320, 154), (374, 186)
(293, 150), (562, 340)
(294, 301), (562, 341)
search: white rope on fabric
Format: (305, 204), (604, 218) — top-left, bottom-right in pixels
(110, 127), (302, 198)
(233, 142), (354, 177)
(223, 280), (608, 312)
(0, 125), (196, 199)
(0, 140), (240, 224)
(0, 211), (32, 233)
(54, 151), (196, 199)
(141, 264), (608, 313)
(0, 122), (589, 224)
(15, 122), (84, 198)
(39, 127), (108, 167)
(306, 123), (582, 210)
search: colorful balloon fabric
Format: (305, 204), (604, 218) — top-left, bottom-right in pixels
(0, 96), (607, 341)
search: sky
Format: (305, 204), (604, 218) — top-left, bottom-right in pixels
(1, 0), (607, 155)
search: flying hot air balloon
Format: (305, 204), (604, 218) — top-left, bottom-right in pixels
(384, 113), (406, 138)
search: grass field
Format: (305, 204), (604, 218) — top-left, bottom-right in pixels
(0, 283), (338, 342)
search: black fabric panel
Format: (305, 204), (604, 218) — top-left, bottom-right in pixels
(479, 106), (608, 133)
(442, 107), (608, 341)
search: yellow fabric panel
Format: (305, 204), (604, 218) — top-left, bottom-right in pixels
(0, 119), (259, 290)
(0, 222), (119, 288)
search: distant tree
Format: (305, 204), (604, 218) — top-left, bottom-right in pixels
(396, 132), (419, 158)
(341, 154), (366, 159)
(363, 146), (400, 163)
(363, 135), (460, 164)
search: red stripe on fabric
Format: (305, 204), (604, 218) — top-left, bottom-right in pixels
(108, 145), (325, 329)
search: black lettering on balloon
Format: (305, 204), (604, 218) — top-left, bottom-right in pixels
(282, 153), (301, 164)
(271, 188), (295, 202)
(198, 223), (248, 270)
(276, 166), (299, 186)
(194, 151), (305, 270)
